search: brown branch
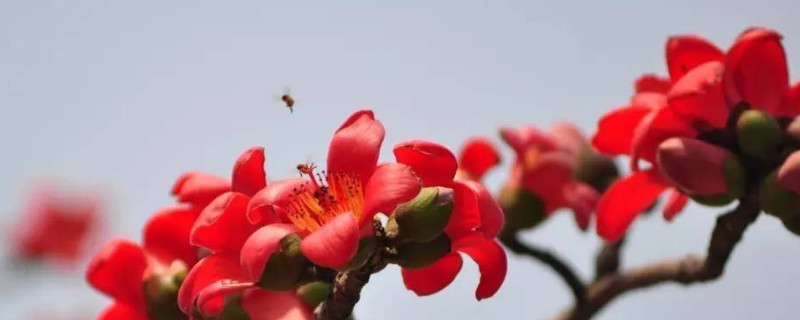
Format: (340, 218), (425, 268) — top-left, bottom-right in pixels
(594, 236), (625, 280)
(552, 195), (761, 320)
(500, 234), (586, 304)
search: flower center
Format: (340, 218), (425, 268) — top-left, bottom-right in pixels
(287, 163), (364, 232)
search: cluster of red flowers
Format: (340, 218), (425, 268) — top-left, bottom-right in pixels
(81, 26), (800, 320)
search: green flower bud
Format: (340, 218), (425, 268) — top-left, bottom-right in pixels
(297, 281), (332, 309)
(737, 109), (782, 159)
(498, 184), (546, 233)
(575, 148), (619, 192)
(393, 234), (451, 269)
(781, 214), (800, 237)
(690, 154), (747, 207)
(344, 237), (377, 270)
(217, 295), (250, 320)
(144, 262), (189, 320)
(759, 172), (800, 219)
(257, 233), (307, 291)
(387, 187), (454, 244)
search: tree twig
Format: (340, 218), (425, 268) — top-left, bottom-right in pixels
(500, 234), (586, 304)
(551, 195), (761, 320)
(594, 236), (625, 280)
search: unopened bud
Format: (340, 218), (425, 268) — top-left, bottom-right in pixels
(344, 237), (377, 270)
(257, 233), (307, 291)
(387, 187), (454, 244)
(144, 262), (188, 320)
(737, 109), (781, 159)
(759, 172), (800, 219)
(393, 234), (451, 269)
(657, 138), (745, 206)
(498, 184), (546, 233)
(297, 281), (331, 309)
(574, 149), (619, 192)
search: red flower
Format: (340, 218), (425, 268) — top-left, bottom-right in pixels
(393, 140), (507, 300)
(11, 185), (101, 264)
(499, 124), (601, 230)
(593, 27), (800, 241)
(178, 110), (421, 317)
(456, 137), (501, 182)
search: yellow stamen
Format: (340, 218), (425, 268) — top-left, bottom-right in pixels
(286, 172), (365, 232)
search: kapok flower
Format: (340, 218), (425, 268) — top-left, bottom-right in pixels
(178, 110), (421, 318)
(11, 185), (101, 264)
(593, 27), (800, 242)
(498, 124), (606, 231)
(456, 137), (501, 182)
(392, 140), (507, 300)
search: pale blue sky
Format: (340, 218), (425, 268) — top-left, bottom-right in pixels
(2, 1), (800, 319)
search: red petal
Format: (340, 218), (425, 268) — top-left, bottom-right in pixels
(444, 181), (482, 239)
(171, 172), (231, 207)
(656, 137), (730, 196)
(630, 105), (696, 170)
(667, 61), (729, 129)
(521, 153), (576, 213)
(232, 147), (267, 197)
(662, 188), (689, 221)
(248, 178), (308, 225)
(86, 240), (147, 309)
(196, 280), (253, 316)
(666, 35), (724, 82)
(592, 106), (652, 156)
(327, 110), (384, 182)
(241, 289), (314, 320)
(635, 74), (672, 94)
(549, 122), (588, 156)
(177, 254), (248, 315)
(458, 137), (501, 181)
(393, 140), (458, 187)
(240, 224), (298, 282)
(300, 213), (359, 269)
(191, 192), (258, 255)
(563, 182), (600, 230)
(499, 126), (558, 159)
(97, 303), (148, 320)
(780, 81), (800, 117)
(401, 252), (463, 296)
(724, 28), (789, 115)
(457, 180), (504, 238)
(142, 205), (201, 267)
(362, 163), (422, 221)
(596, 169), (668, 242)
(454, 233), (507, 300)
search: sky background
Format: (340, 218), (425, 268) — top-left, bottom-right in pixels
(2, 0), (800, 319)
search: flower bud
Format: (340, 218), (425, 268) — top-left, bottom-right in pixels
(736, 109), (781, 159)
(393, 234), (451, 269)
(657, 137), (745, 206)
(498, 184), (546, 233)
(344, 237), (377, 270)
(574, 150), (619, 192)
(257, 233), (307, 291)
(761, 151), (800, 219)
(297, 281), (331, 310)
(144, 262), (188, 320)
(217, 295), (249, 320)
(386, 187), (454, 244)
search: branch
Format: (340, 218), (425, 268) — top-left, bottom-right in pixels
(594, 236), (625, 280)
(552, 195), (761, 320)
(500, 234), (586, 304)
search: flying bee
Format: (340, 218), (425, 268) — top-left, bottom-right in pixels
(279, 87), (295, 113)
(296, 162), (317, 176)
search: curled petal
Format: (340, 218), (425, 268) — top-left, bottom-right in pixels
(394, 140), (458, 187)
(232, 147), (267, 197)
(86, 240), (147, 309)
(596, 169), (668, 242)
(327, 110), (384, 182)
(300, 213), (359, 269)
(521, 153), (576, 213)
(248, 178), (309, 225)
(401, 252), (463, 296)
(663, 188), (689, 221)
(630, 106), (696, 170)
(456, 180), (504, 238)
(563, 182), (600, 230)
(667, 61), (729, 129)
(592, 106), (652, 156)
(724, 28), (789, 115)
(191, 192), (258, 255)
(635, 74), (672, 94)
(143, 205), (201, 266)
(777, 150), (800, 195)
(240, 224), (299, 282)
(177, 254), (248, 315)
(196, 280), (254, 316)
(362, 163), (422, 221)
(666, 35), (724, 81)
(454, 233), (507, 300)
(241, 288), (314, 320)
(458, 137), (501, 181)
(97, 303), (148, 320)
(171, 172), (230, 207)
(444, 181), (482, 239)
